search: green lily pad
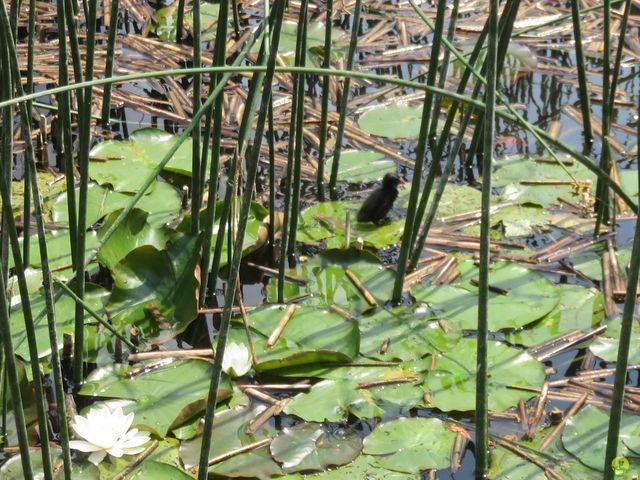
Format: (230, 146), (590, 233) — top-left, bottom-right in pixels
(324, 150), (395, 183)
(570, 250), (603, 281)
(413, 261), (561, 331)
(98, 208), (171, 270)
(504, 284), (604, 347)
(562, 405), (640, 471)
(97, 438), (188, 479)
(358, 104), (423, 140)
(271, 423), (362, 473)
(107, 233), (201, 339)
(179, 405), (283, 478)
(363, 417), (456, 473)
(0, 448), (99, 479)
(359, 306), (460, 361)
(424, 338), (545, 412)
(397, 182), (483, 218)
(79, 359), (231, 437)
(89, 128), (194, 192)
(492, 155), (596, 207)
(264, 21), (344, 67)
(267, 249), (395, 312)
(283, 454), (415, 479)
(50, 181), (182, 228)
(10, 283), (110, 363)
(228, 304), (359, 370)
(297, 200), (405, 249)
(153, 1), (227, 42)
(284, 379), (382, 422)
(1, 170), (67, 219)
(590, 316), (640, 364)
(11, 229), (99, 272)
(461, 204), (551, 238)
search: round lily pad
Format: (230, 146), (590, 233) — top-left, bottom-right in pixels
(590, 316), (640, 364)
(324, 150), (395, 183)
(267, 249), (396, 312)
(358, 104), (423, 139)
(271, 423), (362, 473)
(562, 405), (640, 472)
(504, 284), (604, 347)
(423, 338), (545, 412)
(412, 261), (561, 331)
(363, 417), (456, 473)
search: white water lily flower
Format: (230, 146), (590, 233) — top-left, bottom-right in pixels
(69, 404), (150, 465)
(222, 342), (252, 377)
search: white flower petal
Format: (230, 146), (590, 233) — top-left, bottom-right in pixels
(69, 440), (103, 453)
(71, 415), (95, 443)
(107, 446), (125, 458)
(121, 445), (147, 456)
(88, 450), (107, 466)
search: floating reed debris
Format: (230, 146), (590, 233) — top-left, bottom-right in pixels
(265, 304), (297, 348)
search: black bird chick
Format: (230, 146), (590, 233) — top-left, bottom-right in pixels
(357, 173), (405, 222)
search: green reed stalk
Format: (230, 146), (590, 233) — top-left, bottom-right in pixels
(2, 66), (637, 213)
(22, 0), (37, 266)
(608, 0), (632, 114)
(197, 1), (285, 475)
(200, 16), (265, 303)
(570, 0), (593, 144)
(198, 0), (230, 303)
(278, 0), (308, 301)
(391, 0), (447, 304)
(595, 0), (612, 233)
(287, 5), (309, 254)
(476, 0), (499, 475)
(0, 277), (32, 478)
(327, 0), (361, 196)
(316, 0), (333, 201)
(0, 45), (12, 283)
(101, 0), (120, 126)
(209, 160), (235, 293)
(73, 0), (98, 386)
(231, 0), (240, 37)
(176, 0), (186, 43)
(64, 0), (84, 107)
(405, 2), (490, 271)
(190, 0), (203, 234)
(268, 101), (276, 248)
(603, 93), (640, 480)
(283, 5), (309, 255)
(0, 6), (55, 476)
(427, 0), (459, 148)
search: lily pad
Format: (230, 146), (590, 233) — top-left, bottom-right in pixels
(492, 155), (596, 207)
(50, 181), (182, 228)
(228, 304), (359, 370)
(358, 104), (423, 140)
(179, 405), (283, 478)
(10, 283), (110, 363)
(267, 249), (395, 312)
(413, 261), (561, 331)
(0, 448), (99, 479)
(264, 21), (344, 67)
(297, 201), (405, 249)
(98, 208), (171, 270)
(284, 379), (382, 422)
(153, 2), (226, 42)
(562, 405), (640, 471)
(79, 359), (231, 437)
(461, 204), (551, 238)
(11, 229), (99, 271)
(590, 316), (640, 364)
(324, 150), (395, 183)
(359, 306), (460, 361)
(363, 417), (456, 473)
(423, 338), (545, 412)
(1, 170), (67, 219)
(89, 128), (194, 192)
(107, 234), (201, 339)
(96, 438), (188, 479)
(271, 423), (362, 473)
(283, 454), (415, 479)
(504, 284), (604, 347)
